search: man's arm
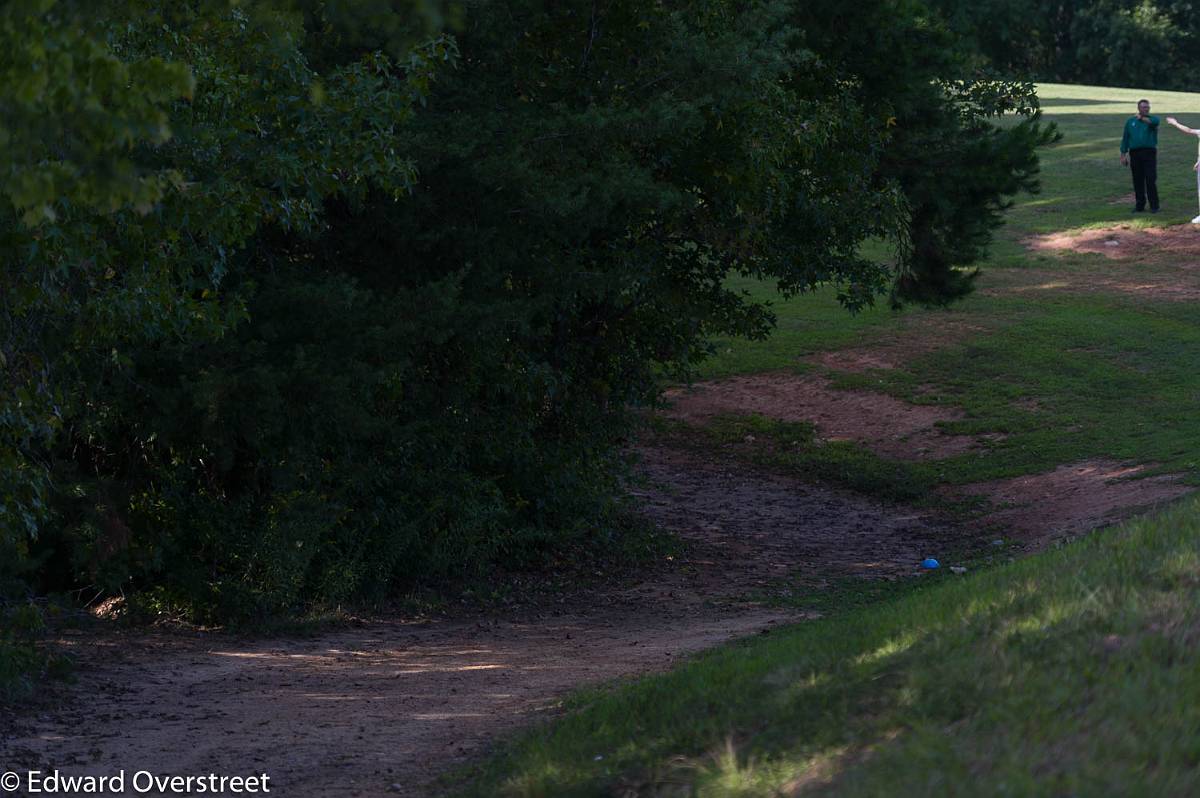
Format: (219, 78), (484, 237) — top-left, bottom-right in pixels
(1146, 114), (1161, 128)
(1121, 121), (1131, 163)
(1167, 117), (1199, 135)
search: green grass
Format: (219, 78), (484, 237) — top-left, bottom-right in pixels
(826, 293), (1200, 484)
(700, 82), (1200, 487)
(1004, 83), (1200, 236)
(454, 495), (1200, 797)
(457, 83), (1200, 795)
(700, 278), (905, 380)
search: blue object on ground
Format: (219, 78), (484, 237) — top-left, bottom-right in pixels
(921, 558), (940, 569)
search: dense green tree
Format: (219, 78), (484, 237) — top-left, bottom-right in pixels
(796, 0), (1058, 304)
(1, 0), (453, 606)
(2, 0), (1052, 620)
(78, 0), (898, 617)
(930, 0), (1199, 90)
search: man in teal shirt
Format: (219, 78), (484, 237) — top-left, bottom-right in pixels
(1120, 99), (1160, 213)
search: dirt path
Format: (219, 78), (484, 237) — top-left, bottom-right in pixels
(7, 261), (1192, 795)
(6, 418), (1185, 798)
(2, 611), (791, 798)
(2, 446), (966, 798)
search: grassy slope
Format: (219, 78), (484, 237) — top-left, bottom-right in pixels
(459, 499), (1200, 797)
(456, 84), (1200, 795)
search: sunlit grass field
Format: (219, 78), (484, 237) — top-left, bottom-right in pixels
(1006, 83), (1200, 234)
(454, 83), (1200, 796)
(699, 83), (1200, 485)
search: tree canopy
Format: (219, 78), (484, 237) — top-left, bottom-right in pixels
(1, 0), (1052, 619)
(931, 0), (1200, 91)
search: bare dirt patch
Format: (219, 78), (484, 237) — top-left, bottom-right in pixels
(957, 459), (1191, 546)
(634, 446), (966, 586)
(1027, 224), (1200, 260)
(663, 373), (974, 459)
(1016, 224), (1200, 301)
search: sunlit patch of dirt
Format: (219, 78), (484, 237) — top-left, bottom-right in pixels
(88, 596), (126, 619)
(663, 373), (976, 460)
(997, 224), (1200, 300)
(1026, 224), (1200, 260)
(958, 459), (1192, 546)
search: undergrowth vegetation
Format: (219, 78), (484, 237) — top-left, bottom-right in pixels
(0, 602), (70, 704)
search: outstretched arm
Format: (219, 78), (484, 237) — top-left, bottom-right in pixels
(1167, 117), (1200, 135)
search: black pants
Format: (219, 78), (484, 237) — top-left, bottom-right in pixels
(1130, 147), (1159, 211)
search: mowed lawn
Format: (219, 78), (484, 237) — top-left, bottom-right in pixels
(452, 84), (1200, 795)
(700, 83), (1200, 486)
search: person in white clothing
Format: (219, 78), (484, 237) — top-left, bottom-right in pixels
(1166, 116), (1200, 223)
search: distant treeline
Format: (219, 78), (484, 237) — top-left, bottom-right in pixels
(933, 0), (1199, 90)
(0, 0), (1054, 623)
